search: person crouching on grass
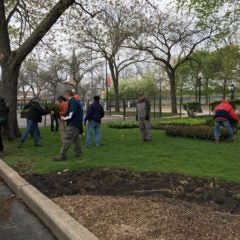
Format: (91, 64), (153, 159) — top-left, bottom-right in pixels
(136, 93), (152, 142)
(54, 90), (83, 161)
(213, 99), (239, 142)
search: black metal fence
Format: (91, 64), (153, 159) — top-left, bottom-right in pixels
(17, 96), (239, 124)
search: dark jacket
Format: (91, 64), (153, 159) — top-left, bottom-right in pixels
(24, 101), (48, 123)
(136, 98), (151, 120)
(64, 97), (83, 129)
(84, 101), (104, 123)
(0, 102), (9, 122)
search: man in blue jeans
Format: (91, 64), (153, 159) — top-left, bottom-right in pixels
(54, 90), (83, 161)
(84, 96), (104, 147)
(18, 97), (48, 148)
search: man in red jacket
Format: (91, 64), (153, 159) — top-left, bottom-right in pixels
(214, 99), (240, 142)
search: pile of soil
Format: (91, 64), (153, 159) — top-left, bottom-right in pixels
(24, 169), (240, 214)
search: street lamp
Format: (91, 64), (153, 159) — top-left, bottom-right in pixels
(230, 81), (235, 100)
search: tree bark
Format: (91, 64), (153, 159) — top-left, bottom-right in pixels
(222, 79), (227, 99)
(166, 68), (178, 114)
(108, 61), (120, 112)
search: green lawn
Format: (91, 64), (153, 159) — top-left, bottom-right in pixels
(3, 124), (240, 182)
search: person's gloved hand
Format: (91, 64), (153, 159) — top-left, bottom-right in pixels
(145, 115), (150, 120)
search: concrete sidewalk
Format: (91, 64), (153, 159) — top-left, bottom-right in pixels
(0, 179), (55, 240)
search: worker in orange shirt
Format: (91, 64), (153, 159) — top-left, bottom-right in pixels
(57, 96), (68, 142)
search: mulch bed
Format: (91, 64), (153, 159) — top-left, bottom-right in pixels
(53, 195), (240, 240)
(24, 169), (240, 214)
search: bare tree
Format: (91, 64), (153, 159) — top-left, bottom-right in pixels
(78, 1), (147, 111)
(130, 5), (216, 113)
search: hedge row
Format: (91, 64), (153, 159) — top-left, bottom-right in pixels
(109, 118), (213, 129)
(108, 122), (139, 129)
(165, 125), (228, 140)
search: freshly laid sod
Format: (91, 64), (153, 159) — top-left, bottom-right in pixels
(2, 124), (240, 182)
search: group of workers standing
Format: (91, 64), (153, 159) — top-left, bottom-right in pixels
(0, 93), (240, 157)
(16, 90), (104, 161)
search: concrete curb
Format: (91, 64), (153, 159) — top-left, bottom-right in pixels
(0, 160), (99, 240)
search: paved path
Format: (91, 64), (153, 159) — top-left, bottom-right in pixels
(0, 179), (55, 240)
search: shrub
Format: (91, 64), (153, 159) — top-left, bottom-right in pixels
(165, 125), (229, 141)
(108, 121), (138, 129)
(152, 118), (212, 130)
(229, 99), (240, 110)
(183, 102), (201, 117)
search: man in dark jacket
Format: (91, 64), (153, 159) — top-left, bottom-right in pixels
(54, 90), (83, 161)
(136, 93), (152, 142)
(18, 97), (48, 148)
(84, 96), (104, 147)
(214, 99), (239, 142)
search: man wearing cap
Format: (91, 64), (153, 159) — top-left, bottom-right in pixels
(18, 97), (48, 148)
(54, 90), (83, 161)
(136, 93), (152, 142)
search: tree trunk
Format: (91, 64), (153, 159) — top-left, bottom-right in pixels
(166, 69), (178, 114)
(205, 78), (209, 104)
(108, 61), (120, 112)
(113, 80), (120, 112)
(2, 63), (21, 138)
(223, 79), (227, 99)
(0, 0), (76, 138)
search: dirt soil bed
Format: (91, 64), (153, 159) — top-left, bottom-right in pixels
(24, 170), (240, 239)
(24, 169), (240, 214)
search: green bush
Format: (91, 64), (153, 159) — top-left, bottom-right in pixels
(152, 118), (213, 130)
(165, 125), (228, 141)
(108, 121), (138, 129)
(183, 102), (201, 117)
(230, 99), (240, 110)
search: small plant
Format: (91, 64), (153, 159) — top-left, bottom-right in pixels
(183, 102), (201, 117)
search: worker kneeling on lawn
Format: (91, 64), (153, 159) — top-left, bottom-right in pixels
(213, 99), (240, 142)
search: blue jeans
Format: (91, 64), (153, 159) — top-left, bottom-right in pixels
(214, 120), (234, 140)
(86, 121), (101, 146)
(20, 119), (39, 145)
